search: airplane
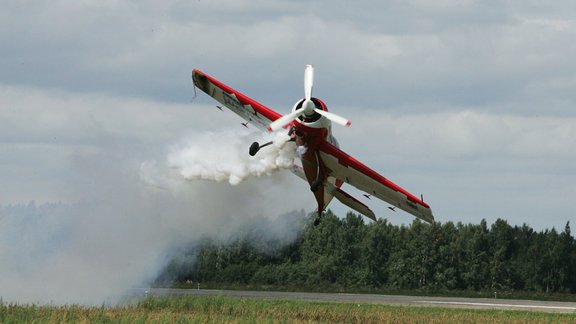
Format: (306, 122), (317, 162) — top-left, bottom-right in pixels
(241, 121), (249, 128)
(191, 65), (434, 226)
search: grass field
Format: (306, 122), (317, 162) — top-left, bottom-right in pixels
(2, 296), (575, 323)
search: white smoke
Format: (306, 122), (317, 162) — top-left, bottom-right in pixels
(0, 129), (307, 306)
(143, 130), (297, 187)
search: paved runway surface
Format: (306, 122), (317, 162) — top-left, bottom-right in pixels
(135, 288), (576, 313)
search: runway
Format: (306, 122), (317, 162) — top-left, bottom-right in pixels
(135, 288), (576, 314)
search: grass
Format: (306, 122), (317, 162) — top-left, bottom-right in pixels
(2, 295), (575, 323)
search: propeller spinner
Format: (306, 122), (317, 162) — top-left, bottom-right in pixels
(267, 65), (351, 132)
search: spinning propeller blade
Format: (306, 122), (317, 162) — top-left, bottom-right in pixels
(267, 107), (305, 132)
(267, 64), (351, 132)
(314, 109), (351, 127)
(304, 64), (313, 100)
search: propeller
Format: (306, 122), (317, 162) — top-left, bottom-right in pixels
(267, 108), (305, 132)
(304, 63), (313, 100)
(314, 109), (352, 127)
(267, 65), (351, 132)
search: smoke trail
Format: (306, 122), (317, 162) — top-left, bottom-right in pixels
(0, 130), (306, 306)
(163, 130), (296, 185)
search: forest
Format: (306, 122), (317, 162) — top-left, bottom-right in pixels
(157, 211), (576, 295)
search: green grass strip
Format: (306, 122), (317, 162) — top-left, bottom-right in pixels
(2, 296), (574, 323)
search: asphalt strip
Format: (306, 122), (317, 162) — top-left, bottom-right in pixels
(417, 300), (576, 312)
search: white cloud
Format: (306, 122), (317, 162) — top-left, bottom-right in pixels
(335, 108), (576, 229)
(3, 1), (575, 113)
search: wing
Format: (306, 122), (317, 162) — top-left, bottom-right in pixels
(192, 69), (282, 131)
(291, 164), (376, 221)
(319, 141), (434, 224)
(333, 187), (377, 221)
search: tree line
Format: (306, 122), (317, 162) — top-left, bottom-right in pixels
(157, 211), (576, 294)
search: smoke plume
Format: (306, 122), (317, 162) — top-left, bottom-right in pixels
(0, 130), (306, 306)
(164, 130), (296, 185)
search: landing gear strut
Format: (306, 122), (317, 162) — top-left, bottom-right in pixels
(249, 141), (272, 156)
(313, 211), (324, 227)
(310, 151), (323, 192)
(249, 132), (296, 156)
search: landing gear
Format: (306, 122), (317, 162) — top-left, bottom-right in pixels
(310, 178), (323, 192)
(309, 151), (323, 192)
(249, 134), (296, 156)
(249, 141), (272, 156)
(313, 211), (324, 227)
(314, 211), (324, 227)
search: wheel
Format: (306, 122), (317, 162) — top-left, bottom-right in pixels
(249, 142), (259, 156)
(310, 178), (322, 192)
(314, 217), (321, 227)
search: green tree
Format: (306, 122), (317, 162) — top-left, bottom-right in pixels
(489, 219), (514, 291)
(363, 219), (393, 287)
(432, 221), (462, 290)
(161, 211), (576, 295)
(300, 211), (345, 285)
(560, 222), (575, 292)
(511, 224), (537, 291)
(565, 222), (576, 292)
(460, 220), (490, 290)
(387, 220), (435, 289)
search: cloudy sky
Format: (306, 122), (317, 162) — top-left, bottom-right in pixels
(2, 0), (576, 231)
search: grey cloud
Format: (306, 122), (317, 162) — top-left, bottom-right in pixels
(335, 109), (576, 230)
(2, 1), (576, 116)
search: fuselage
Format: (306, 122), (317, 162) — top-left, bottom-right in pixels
(290, 97), (342, 215)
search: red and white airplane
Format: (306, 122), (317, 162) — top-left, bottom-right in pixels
(192, 65), (434, 225)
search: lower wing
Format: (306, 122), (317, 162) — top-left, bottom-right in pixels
(291, 164), (376, 221)
(319, 141), (434, 224)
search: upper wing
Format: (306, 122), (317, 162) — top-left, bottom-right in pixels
(319, 141), (434, 224)
(192, 69), (282, 131)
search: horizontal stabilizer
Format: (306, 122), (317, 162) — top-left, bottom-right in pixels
(334, 188), (376, 221)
